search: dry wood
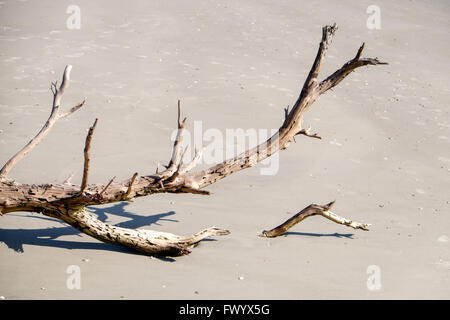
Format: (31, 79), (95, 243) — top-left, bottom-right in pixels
(80, 118), (98, 194)
(0, 65), (85, 179)
(99, 176), (116, 197)
(260, 201), (371, 238)
(0, 25), (386, 256)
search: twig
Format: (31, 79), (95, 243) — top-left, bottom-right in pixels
(260, 201), (370, 238)
(58, 99), (86, 119)
(318, 43), (388, 95)
(166, 146), (189, 183)
(80, 118), (98, 194)
(99, 176), (116, 197)
(297, 126), (322, 139)
(123, 172), (138, 200)
(167, 100), (187, 172)
(181, 146), (205, 174)
(63, 173), (75, 185)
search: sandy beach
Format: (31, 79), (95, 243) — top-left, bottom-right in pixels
(0, 0), (449, 299)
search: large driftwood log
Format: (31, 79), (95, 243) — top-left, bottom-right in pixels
(0, 25), (386, 256)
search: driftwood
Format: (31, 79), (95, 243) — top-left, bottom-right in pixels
(260, 201), (370, 238)
(0, 25), (386, 256)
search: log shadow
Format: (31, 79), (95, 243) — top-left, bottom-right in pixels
(0, 202), (180, 261)
(281, 231), (354, 238)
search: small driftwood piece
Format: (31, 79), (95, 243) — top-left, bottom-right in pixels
(260, 201), (371, 238)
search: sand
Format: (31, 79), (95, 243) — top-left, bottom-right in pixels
(0, 0), (449, 299)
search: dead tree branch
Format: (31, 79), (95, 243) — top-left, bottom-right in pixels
(187, 24), (386, 189)
(260, 201), (371, 238)
(0, 25), (386, 256)
(80, 118), (98, 194)
(0, 65), (85, 179)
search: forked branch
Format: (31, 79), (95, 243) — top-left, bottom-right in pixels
(0, 65), (85, 179)
(0, 25), (386, 256)
(260, 201), (370, 238)
(187, 24), (386, 189)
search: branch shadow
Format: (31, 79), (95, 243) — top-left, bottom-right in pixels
(0, 202), (180, 261)
(281, 231), (354, 238)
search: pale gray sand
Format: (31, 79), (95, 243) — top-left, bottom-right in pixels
(0, 0), (449, 299)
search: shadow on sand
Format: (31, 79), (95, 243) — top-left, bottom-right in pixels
(281, 231), (354, 238)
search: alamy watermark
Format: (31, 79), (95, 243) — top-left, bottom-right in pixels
(366, 5), (381, 30)
(66, 5), (81, 30)
(66, 265), (81, 290)
(366, 265), (382, 291)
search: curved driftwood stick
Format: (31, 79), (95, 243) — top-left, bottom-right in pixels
(260, 201), (370, 238)
(0, 24), (385, 256)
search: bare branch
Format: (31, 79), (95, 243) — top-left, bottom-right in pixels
(0, 65), (79, 179)
(63, 173), (75, 185)
(50, 82), (57, 95)
(177, 227), (230, 245)
(318, 43), (388, 95)
(186, 24), (386, 189)
(260, 201), (370, 238)
(177, 99), (187, 128)
(166, 146), (188, 183)
(282, 24), (337, 133)
(80, 118), (98, 194)
(284, 105), (290, 120)
(303, 24), (337, 92)
(178, 145), (189, 170)
(181, 146), (205, 174)
(297, 126), (322, 139)
(52, 65), (72, 110)
(320, 209), (371, 231)
(165, 100), (187, 176)
(99, 176), (116, 197)
(58, 99), (86, 119)
(123, 172), (138, 200)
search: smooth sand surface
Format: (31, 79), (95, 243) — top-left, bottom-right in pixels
(0, 0), (449, 299)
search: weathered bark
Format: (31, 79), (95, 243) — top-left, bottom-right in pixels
(0, 24), (386, 256)
(58, 208), (230, 256)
